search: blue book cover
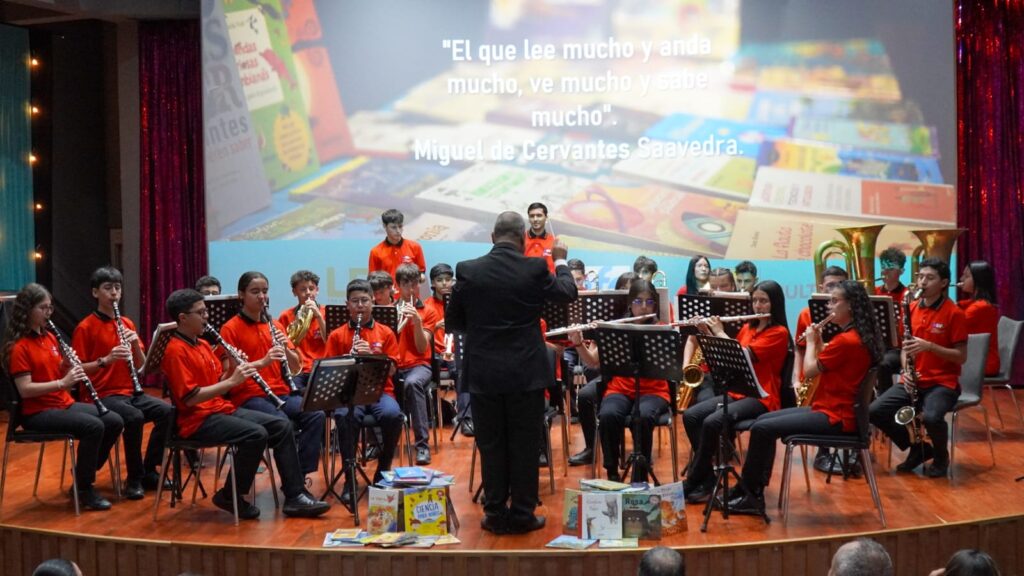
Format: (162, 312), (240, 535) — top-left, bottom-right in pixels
(757, 138), (945, 184)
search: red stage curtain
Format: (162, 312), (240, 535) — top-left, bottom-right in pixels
(138, 20), (206, 337)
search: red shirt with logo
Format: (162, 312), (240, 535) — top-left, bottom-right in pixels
(728, 324), (790, 411)
(277, 305), (327, 373)
(524, 231), (556, 273)
(8, 331), (75, 416)
(904, 295), (967, 390)
(958, 299), (1000, 376)
(324, 320), (399, 398)
(368, 238), (426, 279)
(218, 313), (296, 405)
(395, 300), (441, 370)
(423, 296), (446, 354)
(161, 332), (237, 438)
(812, 327), (872, 432)
(72, 311), (146, 398)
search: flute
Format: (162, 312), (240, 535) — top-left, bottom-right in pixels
(47, 320), (109, 416)
(668, 313), (770, 328)
(112, 301), (145, 396)
(544, 313), (658, 338)
(204, 324), (285, 410)
(796, 312), (837, 345)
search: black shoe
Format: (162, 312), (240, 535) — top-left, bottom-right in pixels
(813, 451), (834, 474)
(925, 454), (949, 478)
(364, 444), (381, 461)
(124, 480), (145, 501)
(606, 468), (622, 483)
(283, 492), (331, 518)
(140, 470), (172, 491)
(896, 442), (934, 473)
(508, 515), (546, 534)
(568, 448), (593, 466)
(684, 479), (715, 504)
(538, 451), (549, 467)
(460, 419), (475, 437)
(416, 446), (431, 465)
(212, 489), (260, 520)
(727, 491), (766, 516)
(76, 487), (112, 511)
(481, 515), (508, 535)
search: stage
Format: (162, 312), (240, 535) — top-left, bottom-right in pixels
(1, 393), (1023, 576)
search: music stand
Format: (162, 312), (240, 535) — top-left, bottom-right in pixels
(302, 355), (390, 525)
(694, 334), (769, 530)
(204, 294), (241, 332)
(808, 295), (898, 347)
(323, 304), (399, 334)
(677, 293), (752, 337)
(593, 323), (682, 485)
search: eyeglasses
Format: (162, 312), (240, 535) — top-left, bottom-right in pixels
(632, 298), (656, 307)
(188, 308), (209, 317)
(348, 298), (373, 305)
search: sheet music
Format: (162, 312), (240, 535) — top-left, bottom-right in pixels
(141, 322), (179, 375)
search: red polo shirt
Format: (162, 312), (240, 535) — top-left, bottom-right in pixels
(161, 332), (237, 438)
(72, 311), (145, 398)
(8, 331), (75, 416)
(524, 230), (556, 273)
(812, 327), (872, 432)
(396, 300), (441, 370)
(423, 296), (446, 354)
(368, 238), (426, 279)
(959, 299), (1000, 376)
(278, 305), (327, 373)
(904, 295), (967, 390)
(218, 313), (295, 405)
(324, 320), (399, 398)
(729, 324), (789, 411)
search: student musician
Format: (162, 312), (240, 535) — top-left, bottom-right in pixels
(368, 208), (426, 283)
(680, 267), (740, 406)
(277, 270), (328, 389)
(677, 255), (711, 295)
(324, 280), (403, 492)
(1, 283), (124, 511)
(869, 258), (967, 478)
(194, 275), (222, 297)
(682, 280), (790, 503)
(567, 258), (587, 289)
(728, 281), (881, 514)
(72, 266), (172, 500)
(393, 263), (441, 465)
(161, 289), (329, 519)
(570, 280), (669, 481)
(423, 263), (473, 435)
(958, 260), (1000, 376)
(368, 271), (395, 306)
(734, 261), (759, 293)
(876, 247), (909, 393)
(525, 202), (557, 273)
(219, 272), (324, 477)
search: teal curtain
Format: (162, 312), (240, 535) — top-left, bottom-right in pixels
(0, 23), (34, 291)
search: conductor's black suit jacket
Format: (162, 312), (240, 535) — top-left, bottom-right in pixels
(445, 242), (577, 395)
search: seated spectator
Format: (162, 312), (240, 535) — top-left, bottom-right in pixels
(930, 549), (1002, 576)
(827, 538), (893, 576)
(638, 546), (685, 576)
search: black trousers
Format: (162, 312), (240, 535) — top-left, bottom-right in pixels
(188, 408), (305, 498)
(471, 388), (545, 526)
(242, 394), (325, 476)
(576, 378), (599, 450)
(739, 407), (842, 493)
(876, 349), (902, 394)
(23, 402), (124, 488)
(869, 384), (959, 457)
(598, 393), (668, 473)
(683, 395), (766, 485)
(102, 394), (172, 481)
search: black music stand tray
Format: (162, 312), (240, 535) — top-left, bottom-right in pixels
(593, 323), (682, 486)
(694, 334), (769, 531)
(302, 355), (390, 525)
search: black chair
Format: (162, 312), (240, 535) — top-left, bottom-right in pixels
(777, 368), (884, 527)
(591, 379), (680, 483)
(1, 375), (82, 516)
(151, 406), (241, 525)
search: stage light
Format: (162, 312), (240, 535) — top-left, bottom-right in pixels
(31, 106), (39, 115)
(29, 153), (37, 164)
(30, 57), (38, 68)
(35, 203), (44, 211)
(33, 251), (43, 261)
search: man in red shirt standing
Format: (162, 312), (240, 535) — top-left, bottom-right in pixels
(524, 202), (557, 273)
(368, 209), (426, 283)
(870, 258), (967, 478)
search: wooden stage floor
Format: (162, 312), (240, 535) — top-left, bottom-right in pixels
(2, 392), (1024, 576)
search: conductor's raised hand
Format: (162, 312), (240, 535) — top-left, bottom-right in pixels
(551, 239), (568, 262)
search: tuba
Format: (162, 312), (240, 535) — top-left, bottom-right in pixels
(909, 228), (965, 280)
(287, 301), (316, 345)
(813, 224), (886, 294)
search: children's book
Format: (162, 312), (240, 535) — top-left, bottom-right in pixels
(402, 486), (449, 535)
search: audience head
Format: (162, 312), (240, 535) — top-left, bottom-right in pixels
(637, 546), (685, 576)
(32, 558), (83, 576)
(827, 538), (893, 576)
(941, 549), (1001, 576)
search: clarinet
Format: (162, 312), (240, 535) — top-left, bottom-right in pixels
(46, 320), (109, 416)
(112, 301), (145, 397)
(350, 313), (363, 354)
(894, 287), (925, 442)
(262, 307), (300, 395)
(203, 324), (285, 410)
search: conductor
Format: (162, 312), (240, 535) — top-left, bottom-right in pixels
(446, 211), (577, 534)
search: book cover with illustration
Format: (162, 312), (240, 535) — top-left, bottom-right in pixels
(644, 113), (787, 157)
(222, 0), (320, 192)
(367, 487), (401, 535)
(791, 117), (938, 157)
(622, 492), (662, 540)
(563, 488), (581, 536)
(749, 167), (955, 225)
(288, 156), (459, 211)
(651, 481), (687, 535)
(612, 153), (757, 202)
(579, 491), (623, 541)
(402, 486), (449, 536)
(757, 138), (945, 183)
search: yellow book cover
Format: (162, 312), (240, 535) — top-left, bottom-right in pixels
(402, 487), (449, 536)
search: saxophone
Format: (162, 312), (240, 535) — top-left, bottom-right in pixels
(894, 286), (925, 442)
(678, 345), (704, 411)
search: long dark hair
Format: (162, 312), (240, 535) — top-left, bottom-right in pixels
(943, 549), (1001, 576)
(685, 255), (709, 293)
(837, 280), (884, 364)
(1, 283), (51, 371)
(627, 279), (658, 322)
(750, 280), (788, 332)
(967, 261), (997, 305)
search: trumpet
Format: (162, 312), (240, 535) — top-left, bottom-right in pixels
(47, 320), (109, 416)
(543, 313), (658, 338)
(796, 312), (836, 345)
(263, 306), (299, 395)
(111, 301), (144, 396)
(668, 313), (770, 328)
(204, 324), (285, 410)
(395, 295), (416, 334)
(286, 299), (317, 345)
